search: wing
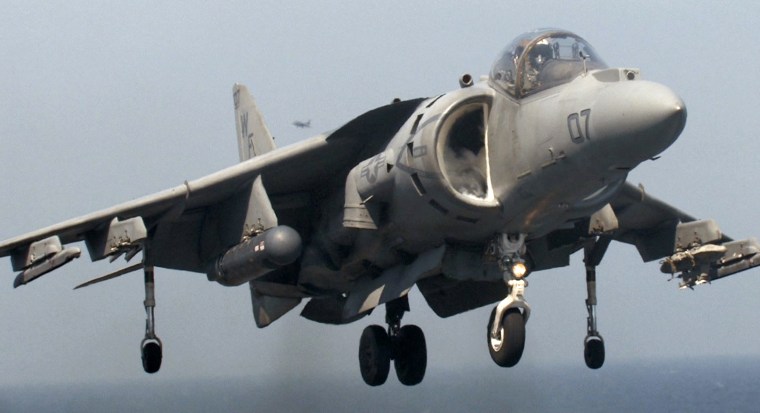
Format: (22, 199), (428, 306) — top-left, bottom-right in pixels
(609, 182), (760, 288)
(0, 97), (426, 286)
(0, 135), (331, 283)
(610, 182), (699, 261)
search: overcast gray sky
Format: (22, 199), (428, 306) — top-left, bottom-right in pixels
(1, 0), (759, 391)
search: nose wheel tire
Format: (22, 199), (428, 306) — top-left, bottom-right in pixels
(359, 325), (391, 386)
(584, 335), (605, 369)
(393, 325), (427, 386)
(487, 307), (525, 367)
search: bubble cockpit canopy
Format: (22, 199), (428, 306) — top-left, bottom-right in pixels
(490, 29), (607, 98)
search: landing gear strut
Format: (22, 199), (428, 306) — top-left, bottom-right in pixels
(141, 265), (162, 373)
(487, 233), (530, 368)
(358, 296), (426, 386)
(583, 237), (610, 369)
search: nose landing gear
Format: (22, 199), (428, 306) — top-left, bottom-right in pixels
(487, 304), (526, 367)
(487, 233), (530, 368)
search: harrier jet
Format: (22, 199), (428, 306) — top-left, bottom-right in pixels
(292, 119), (311, 128)
(2, 29), (758, 386)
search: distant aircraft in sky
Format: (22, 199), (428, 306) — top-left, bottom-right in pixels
(292, 119), (311, 128)
(2, 29), (759, 387)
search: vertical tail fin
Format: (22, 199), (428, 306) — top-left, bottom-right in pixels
(233, 84), (276, 161)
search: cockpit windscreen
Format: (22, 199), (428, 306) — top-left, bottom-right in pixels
(490, 30), (607, 98)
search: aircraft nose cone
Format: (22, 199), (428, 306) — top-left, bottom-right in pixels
(590, 81), (686, 167)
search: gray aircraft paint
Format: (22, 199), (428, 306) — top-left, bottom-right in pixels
(1, 2), (759, 392)
(0, 28), (756, 386)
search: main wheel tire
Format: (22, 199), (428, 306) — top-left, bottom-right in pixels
(142, 341), (162, 374)
(584, 336), (605, 369)
(393, 325), (427, 386)
(487, 307), (525, 367)
(359, 325), (391, 386)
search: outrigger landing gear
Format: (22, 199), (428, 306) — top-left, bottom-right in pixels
(141, 265), (162, 374)
(583, 237), (610, 369)
(487, 233), (531, 368)
(358, 296), (427, 386)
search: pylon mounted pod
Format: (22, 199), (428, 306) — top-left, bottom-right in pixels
(85, 217), (147, 261)
(660, 220), (760, 288)
(11, 236), (81, 287)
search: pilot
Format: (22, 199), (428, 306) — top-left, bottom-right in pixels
(529, 42), (553, 68)
(523, 42), (554, 93)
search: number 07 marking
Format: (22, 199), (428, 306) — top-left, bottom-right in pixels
(567, 109), (591, 143)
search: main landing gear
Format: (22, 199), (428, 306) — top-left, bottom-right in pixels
(358, 296), (427, 386)
(582, 237), (610, 369)
(487, 233), (531, 368)
(140, 265), (163, 374)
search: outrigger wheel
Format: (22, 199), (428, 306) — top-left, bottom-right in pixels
(582, 236), (609, 370)
(141, 338), (163, 374)
(584, 335), (605, 369)
(141, 265), (163, 374)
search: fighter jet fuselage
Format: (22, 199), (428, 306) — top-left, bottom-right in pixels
(350, 74), (684, 246)
(294, 35), (685, 298)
